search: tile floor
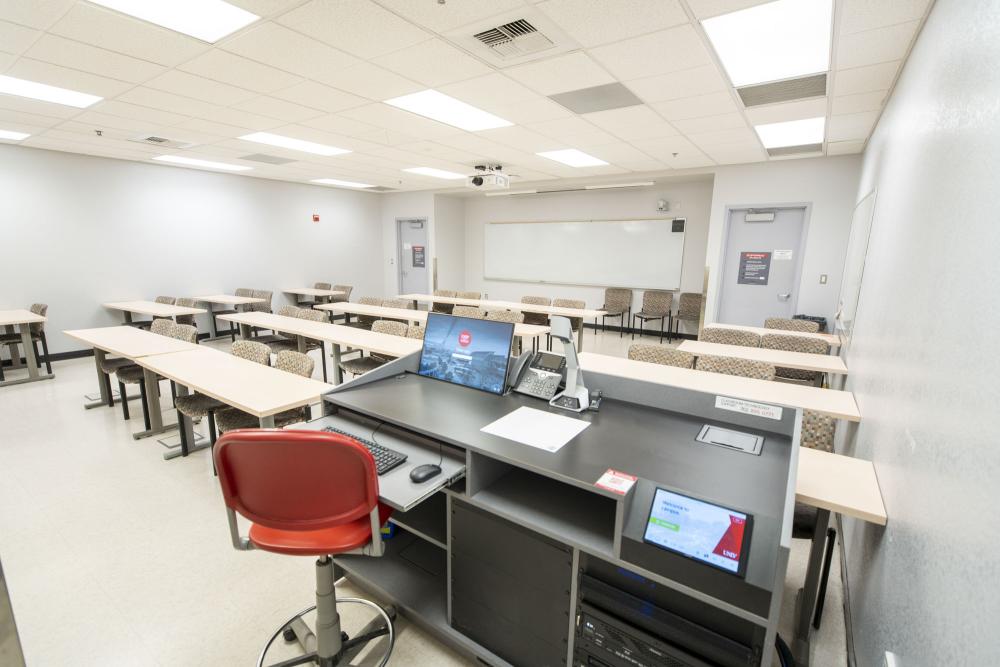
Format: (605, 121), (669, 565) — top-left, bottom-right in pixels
(0, 326), (848, 666)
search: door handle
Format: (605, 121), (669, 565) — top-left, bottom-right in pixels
(778, 293), (791, 301)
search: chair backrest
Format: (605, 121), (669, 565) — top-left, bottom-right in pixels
(801, 410), (835, 452)
(457, 291), (481, 299)
(154, 296), (176, 305)
(372, 320), (407, 337)
(171, 323), (198, 343)
(29, 303), (47, 333)
(215, 430), (379, 532)
(452, 305), (485, 319)
(627, 344), (694, 369)
(521, 296), (551, 325)
(331, 285), (352, 303)
(150, 319), (174, 336)
(174, 297), (198, 326)
(552, 299), (584, 330)
(277, 305), (300, 317)
(764, 317), (820, 333)
(275, 350), (315, 378)
(381, 298), (412, 310)
(432, 290), (455, 314)
(250, 290), (272, 313)
(640, 290), (672, 316)
(359, 296), (381, 306)
(760, 333), (829, 355)
(406, 325), (425, 339)
(235, 288), (254, 298)
(676, 293), (703, 320)
(314, 282), (332, 290)
(695, 355), (775, 380)
(232, 340), (271, 365)
(701, 327), (761, 348)
(357, 296), (382, 327)
(486, 309), (524, 324)
(603, 288), (632, 312)
(296, 308), (327, 323)
(433, 290), (456, 298)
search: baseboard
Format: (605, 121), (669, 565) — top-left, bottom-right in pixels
(1, 348), (92, 367)
(837, 514), (858, 667)
(581, 321), (697, 341)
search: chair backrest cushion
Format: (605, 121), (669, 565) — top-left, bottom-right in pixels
(29, 303), (47, 333)
(275, 350), (315, 378)
(406, 325), (425, 339)
(603, 288), (632, 312)
(457, 291), (481, 299)
(381, 298), (411, 310)
(552, 299), (584, 330)
(150, 319), (174, 336)
(627, 344), (694, 368)
(520, 296), (550, 325)
(677, 293), (703, 320)
(486, 309), (524, 324)
(801, 410), (836, 452)
(696, 355), (775, 380)
(250, 290), (272, 313)
(452, 305), (485, 319)
(155, 296), (175, 305)
(296, 308), (327, 323)
(372, 320), (407, 337)
(765, 317), (820, 333)
(277, 305), (300, 317)
(171, 323), (198, 343)
(232, 340), (271, 365)
(760, 333), (829, 355)
(640, 290), (672, 315)
(701, 327), (761, 348)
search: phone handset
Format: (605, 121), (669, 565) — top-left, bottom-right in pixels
(510, 350), (566, 400)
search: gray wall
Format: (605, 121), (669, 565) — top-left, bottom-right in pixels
(840, 1), (1000, 665)
(0, 144), (383, 353)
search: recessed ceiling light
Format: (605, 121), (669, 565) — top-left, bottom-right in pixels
(584, 181), (654, 190)
(0, 74), (102, 108)
(702, 0), (832, 87)
(536, 149), (609, 168)
(0, 129), (30, 141)
(385, 90), (512, 131)
(240, 132), (350, 157)
(87, 0), (259, 43)
(403, 167), (466, 180)
(754, 117), (826, 148)
(153, 155), (252, 171)
(311, 178), (374, 189)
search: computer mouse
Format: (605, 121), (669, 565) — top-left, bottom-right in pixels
(409, 463), (442, 483)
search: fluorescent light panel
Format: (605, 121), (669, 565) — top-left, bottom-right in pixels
(702, 0), (832, 87)
(153, 155), (251, 171)
(385, 90), (512, 131)
(311, 178), (374, 188)
(240, 132), (350, 157)
(0, 74), (102, 108)
(0, 129), (31, 141)
(88, 0), (259, 43)
(754, 117), (825, 148)
(403, 167), (465, 180)
(485, 189), (538, 197)
(584, 181), (654, 190)
(536, 149), (608, 168)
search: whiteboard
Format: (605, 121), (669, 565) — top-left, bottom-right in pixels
(836, 190), (877, 349)
(484, 218), (685, 289)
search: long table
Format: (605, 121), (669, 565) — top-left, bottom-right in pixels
(703, 323), (841, 348)
(678, 340), (849, 375)
(284, 287), (346, 299)
(103, 300), (206, 324)
(192, 294), (266, 339)
(1, 310), (54, 387)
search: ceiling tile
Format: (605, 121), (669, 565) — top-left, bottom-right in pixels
(670, 111), (747, 134)
(301, 112), (383, 139)
(581, 141), (661, 166)
(173, 117), (251, 138)
(837, 20), (921, 70)
(686, 127), (758, 148)
(340, 103), (463, 141)
(277, 0), (430, 59)
(0, 52), (14, 69)
(0, 0), (75, 30)
(48, 2), (208, 67)
(584, 105), (679, 141)
(506, 52), (614, 96)
(233, 96), (327, 123)
(91, 100), (189, 126)
(68, 110), (171, 133)
(226, 0), (310, 18)
(179, 50), (303, 94)
(0, 19), (41, 54)
(0, 106), (63, 129)
(827, 111), (879, 142)
(684, 0), (772, 20)
(373, 0), (526, 33)
(536, 0), (686, 47)
(640, 134), (702, 160)
(831, 90), (886, 115)
(590, 25), (713, 81)
(839, 0), (931, 35)
(22, 34), (166, 83)
(220, 22), (362, 81)
(317, 62), (423, 101)
(116, 87), (220, 118)
(827, 140), (865, 155)
(702, 143), (767, 165)
(145, 70), (258, 106)
(652, 92), (738, 120)
(625, 64), (729, 104)
(744, 98), (828, 125)
(198, 105), (285, 131)
(439, 73), (539, 108)
(487, 96), (572, 125)
(833, 61), (900, 96)
(397, 140), (482, 163)
(270, 81), (369, 114)
(526, 115), (602, 141)
(6, 58), (131, 98)
(373, 38), (493, 87)
(477, 126), (562, 152)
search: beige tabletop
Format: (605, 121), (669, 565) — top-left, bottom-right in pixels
(284, 287), (347, 298)
(315, 303), (551, 339)
(192, 294), (266, 306)
(796, 447), (886, 524)
(0, 310), (46, 326)
(63, 326), (199, 358)
(678, 340), (848, 375)
(399, 293), (606, 319)
(703, 323), (841, 347)
(133, 346), (329, 418)
(579, 352), (861, 421)
(103, 300), (207, 317)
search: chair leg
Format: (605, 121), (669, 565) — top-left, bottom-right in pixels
(630, 314), (636, 340)
(40, 333), (52, 374)
(660, 316), (665, 344)
(119, 381), (130, 420)
(170, 381), (177, 408)
(320, 343), (328, 383)
(139, 381), (151, 432)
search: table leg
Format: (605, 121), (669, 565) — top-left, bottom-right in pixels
(19, 324), (39, 380)
(4, 325), (23, 369)
(87, 350), (113, 408)
(239, 323), (251, 340)
(297, 335), (306, 353)
(577, 324), (584, 352)
(792, 508), (831, 666)
(132, 368), (177, 440)
(208, 304), (218, 339)
(332, 343), (343, 385)
(162, 384), (210, 460)
(123, 311), (133, 324)
(259, 415), (276, 428)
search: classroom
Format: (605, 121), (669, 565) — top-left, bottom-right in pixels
(0, 1), (995, 666)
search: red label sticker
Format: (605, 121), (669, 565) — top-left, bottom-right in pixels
(458, 330), (472, 347)
(595, 469), (638, 495)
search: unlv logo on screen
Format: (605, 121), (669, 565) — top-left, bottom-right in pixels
(458, 330), (472, 347)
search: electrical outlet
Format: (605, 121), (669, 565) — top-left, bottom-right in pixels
(884, 650), (900, 667)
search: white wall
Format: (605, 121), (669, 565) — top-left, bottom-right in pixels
(704, 155), (861, 327)
(463, 181), (714, 328)
(378, 191), (434, 296)
(433, 195), (466, 291)
(0, 144), (383, 354)
(838, 1), (1000, 664)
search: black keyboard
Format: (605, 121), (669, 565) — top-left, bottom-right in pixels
(322, 426), (408, 476)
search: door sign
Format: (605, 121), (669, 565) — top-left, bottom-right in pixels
(412, 245), (426, 268)
(738, 251), (771, 285)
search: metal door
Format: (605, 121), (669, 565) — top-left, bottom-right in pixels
(397, 218), (429, 294)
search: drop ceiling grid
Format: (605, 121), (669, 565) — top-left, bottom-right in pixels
(0, 0), (934, 190)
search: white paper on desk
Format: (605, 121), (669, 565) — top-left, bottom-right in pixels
(480, 406), (590, 453)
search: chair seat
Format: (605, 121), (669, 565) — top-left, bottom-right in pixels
(0, 332), (42, 343)
(175, 393), (225, 418)
(100, 357), (135, 374)
(249, 503), (393, 556)
(215, 406), (306, 432)
(601, 308), (626, 316)
(635, 311), (667, 319)
(340, 356), (388, 376)
(116, 364), (148, 384)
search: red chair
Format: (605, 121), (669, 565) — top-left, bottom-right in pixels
(215, 429), (396, 667)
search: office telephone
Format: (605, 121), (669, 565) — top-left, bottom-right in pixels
(510, 350), (567, 400)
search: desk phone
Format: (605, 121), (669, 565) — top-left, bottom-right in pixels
(510, 350), (567, 400)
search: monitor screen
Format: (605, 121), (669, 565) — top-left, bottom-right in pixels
(418, 313), (514, 396)
(643, 488), (752, 576)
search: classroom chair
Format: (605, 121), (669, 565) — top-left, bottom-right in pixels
(765, 317), (820, 333)
(215, 350), (315, 433)
(631, 291), (672, 343)
(256, 306), (300, 347)
(520, 296), (551, 325)
(174, 297), (199, 328)
(405, 325), (425, 339)
(457, 291), (481, 299)
(452, 305), (485, 319)
(695, 355), (775, 381)
(627, 344), (694, 369)
(331, 284), (353, 303)
(213, 429), (395, 667)
(349, 296), (383, 329)
(700, 327), (761, 348)
(136, 296), (176, 330)
(432, 289), (456, 314)
(599, 288), (632, 337)
(670, 292), (703, 342)
(113, 318), (176, 426)
(296, 307), (331, 383)
(761, 333), (831, 386)
(486, 310), (525, 355)
(248, 289), (274, 337)
(339, 320), (406, 378)
(213, 287), (254, 342)
(297, 282), (333, 308)
(382, 298), (412, 310)
(0, 303), (52, 375)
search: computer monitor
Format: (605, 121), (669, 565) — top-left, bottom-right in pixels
(418, 313), (514, 396)
(643, 487), (753, 577)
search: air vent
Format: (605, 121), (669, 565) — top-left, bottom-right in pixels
(767, 143), (823, 157)
(128, 135), (195, 149)
(738, 74), (827, 107)
(240, 153), (296, 165)
(549, 82), (642, 114)
(473, 19), (553, 60)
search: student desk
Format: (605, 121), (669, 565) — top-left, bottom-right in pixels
(191, 294), (266, 339)
(0, 310), (53, 387)
(677, 340), (849, 375)
(103, 300), (206, 325)
(283, 287), (347, 300)
(703, 324), (841, 349)
(399, 293), (605, 350)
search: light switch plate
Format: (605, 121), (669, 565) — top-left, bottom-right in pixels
(820, 274), (828, 284)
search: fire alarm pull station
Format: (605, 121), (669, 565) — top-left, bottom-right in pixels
(312, 214), (320, 223)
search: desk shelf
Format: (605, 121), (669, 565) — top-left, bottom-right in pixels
(389, 491), (447, 549)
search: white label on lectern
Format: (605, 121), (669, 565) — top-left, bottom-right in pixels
(595, 469), (637, 495)
(715, 396), (783, 421)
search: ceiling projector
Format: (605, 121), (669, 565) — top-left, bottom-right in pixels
(466, 165), (509, 191)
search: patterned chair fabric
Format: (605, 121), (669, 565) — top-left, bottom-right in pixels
(381, 298), (412, 310)
(310, 282), (333, 305)
(372, 320), (407, 337)
(406, 325), (425, 339)
(235, 288), (254, 298)
(170, 323), (198, 343)
(761, 333), (831, 382)
(676, 293), (703, 321)
(275, 350), (315, 378)
(433, 290), (456, 314)
(520, 296), (551, 326)
(457, 291), (481, 299)
(552, 299), (584, 331)
(486, 310), (524, 324)
(249, 289), (272, 313)
(356, 296), (382, 328)
(154, 296), (176, 305)
(627, 344), (694, 369)
(216, 351), (313, 432)
(314, 282), (332, 290)
(637, 290), (672, 317)
(29, 303), (48, 335)
(700, 327), (761, 348)
(602, 288), (632, 315)
(175, 392), (225, 419)
(150, 319), (174, 336)
(232, 340), (271, 366)
(331, 285), (352, 304)
(174, 297), (198, 327)
(801, 410), (836, 452)
(453, 305), (485, 320)
(277, 305), (300, 317)
(115, 364), (147, 384)
(765, 317), (820, 333)
(339, 320), (404, 376)
(695, 355), (776, 381)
